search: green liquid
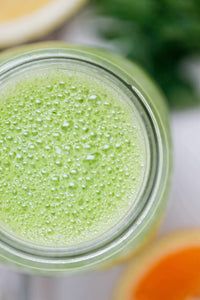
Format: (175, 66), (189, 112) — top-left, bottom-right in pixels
(0, 70), (146, 247)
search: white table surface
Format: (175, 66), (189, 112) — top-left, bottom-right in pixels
(1, 11), (200, 300)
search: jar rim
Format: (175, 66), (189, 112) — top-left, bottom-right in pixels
(0, 47), (166, 272)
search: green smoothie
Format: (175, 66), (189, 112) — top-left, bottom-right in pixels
(0, 69), (146, 247)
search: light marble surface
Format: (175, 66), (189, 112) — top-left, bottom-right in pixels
(162, 109), (200, 233)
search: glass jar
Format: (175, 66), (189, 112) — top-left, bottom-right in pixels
(0, 43), (171, 273)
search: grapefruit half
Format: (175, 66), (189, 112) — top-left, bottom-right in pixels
(114, 230), (200, 300)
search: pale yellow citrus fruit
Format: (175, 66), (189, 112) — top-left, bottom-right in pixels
(0, 0), (87, 48)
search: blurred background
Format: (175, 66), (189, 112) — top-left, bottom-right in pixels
(1, 0), (200, 299)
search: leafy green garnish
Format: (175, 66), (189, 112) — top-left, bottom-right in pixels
(93, 0), (200, 108)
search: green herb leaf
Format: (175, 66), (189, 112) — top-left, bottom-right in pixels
(93, 0), (200, 109)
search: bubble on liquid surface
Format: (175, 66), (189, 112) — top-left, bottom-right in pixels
(0, 70), (146, 247)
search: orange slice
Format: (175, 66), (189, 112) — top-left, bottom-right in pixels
(114, 230), (200, 300)
(0, 0), (87, 48)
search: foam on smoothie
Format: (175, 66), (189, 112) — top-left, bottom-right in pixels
(0, 70), (146, 247)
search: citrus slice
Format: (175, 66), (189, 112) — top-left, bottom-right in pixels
(114, 230), (200, 300)
(0, 0), (86, 48)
